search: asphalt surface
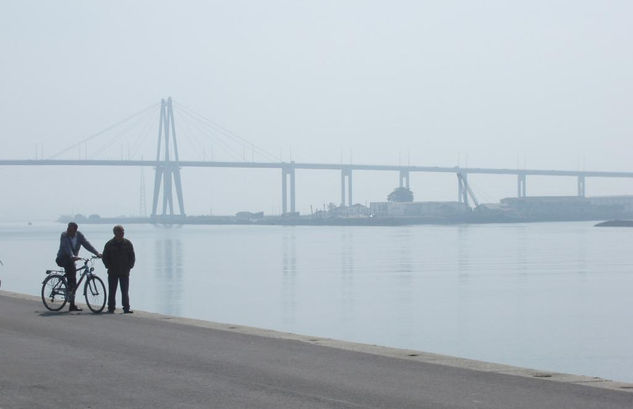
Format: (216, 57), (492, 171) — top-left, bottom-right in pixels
(1, 291), (632, 409)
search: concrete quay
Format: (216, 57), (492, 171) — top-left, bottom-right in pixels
(1, 291), (632, 409)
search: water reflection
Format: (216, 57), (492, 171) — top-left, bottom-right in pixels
(576, 228), (588, 276)
(154, 236), (183, 315)
(457, 225), (469, 280)
(395, 227), (413, 275)
(340, 228), (355, 325)
(281, 228), (296, 325)
(393, 228), (414, 341)
(515, 225), (528, 276)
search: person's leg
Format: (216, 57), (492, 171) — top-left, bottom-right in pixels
(107, 273), (118, 312)
(120, 275), (130, 312)
(64, 262), (78, 309)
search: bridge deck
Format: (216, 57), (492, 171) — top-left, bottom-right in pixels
(2, 159), (633, 177)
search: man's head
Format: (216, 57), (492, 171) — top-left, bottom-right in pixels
(67, 222), (78, 237)
(113, 225), (125, 241)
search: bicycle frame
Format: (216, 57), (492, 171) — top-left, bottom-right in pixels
(74, 263), (91, 294)
(45, 256), (99, 299)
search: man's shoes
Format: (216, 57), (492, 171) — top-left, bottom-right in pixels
(69, 305), (82, 312)
(123, 310), (134, 314)
(106, 309), (115, 314)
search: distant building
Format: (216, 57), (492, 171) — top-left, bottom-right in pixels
(320, 204), (370, 218)
(587, 195), (633, 214)
(499, 196), (631, 219)
(235, 211), (264, 220)
(369, 201), (470, 217)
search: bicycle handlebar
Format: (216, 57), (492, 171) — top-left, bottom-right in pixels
(79, 255), (101, 263)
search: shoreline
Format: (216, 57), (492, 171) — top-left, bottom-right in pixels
(57, 214), (630, 227)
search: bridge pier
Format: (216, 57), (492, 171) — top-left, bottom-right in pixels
(340, 168), (352, 207)
(399, 170), (410, 189)
(578, 175), (586, 197)
(341, 168), (352, 206)
(151, 97), (185, 218)
(457, 171), (469, 206)
(517, 174), (527, 198)
(281, 164), (296, 214)
(457, 171), (480, 208)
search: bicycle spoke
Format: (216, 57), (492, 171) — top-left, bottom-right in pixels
(85, 276), (106, 313)
(41, 274), (68, 312)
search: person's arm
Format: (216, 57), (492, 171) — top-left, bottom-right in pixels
(78, 232), (101, 257)
(102, 242), (111, 269)
(128, 241), (135, 270)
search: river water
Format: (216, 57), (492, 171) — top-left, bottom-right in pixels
(1, 221), (632, 382)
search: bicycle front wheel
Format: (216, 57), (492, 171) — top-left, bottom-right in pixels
(41, 274), (68, 311)
(84, 275), (106, 313)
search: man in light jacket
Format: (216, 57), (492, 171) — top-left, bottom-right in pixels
(56, 222), (102, 312)
(102, 225), (135, 314)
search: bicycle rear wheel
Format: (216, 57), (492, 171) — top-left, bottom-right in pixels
(41, 274), (68, 311)
(84, 275), (106, 313)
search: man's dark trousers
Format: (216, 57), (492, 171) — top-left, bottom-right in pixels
(107, 273), (129, 312)
(57, 257), (77, 307)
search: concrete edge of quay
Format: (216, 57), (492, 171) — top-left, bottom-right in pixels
(4, 289), (632, 393)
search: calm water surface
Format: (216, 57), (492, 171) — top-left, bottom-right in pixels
(1, 221), (632, 382)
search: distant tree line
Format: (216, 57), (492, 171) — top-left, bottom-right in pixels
(387, 187), (414, 202)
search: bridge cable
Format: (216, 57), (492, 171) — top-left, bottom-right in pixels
(178, 106), (278, 162)
(175, 108), (248, 161)
(173, 102), (281, 162)
(47, 102), (160, 159)
(125, 111), (160, 160)
(90, 107), (157, 160)
(174, 103), (255, 159)
(176, 112), (210, 160)
(178, 110), (245, 161)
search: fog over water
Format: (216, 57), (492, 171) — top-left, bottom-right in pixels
(1, 1), (633, 219)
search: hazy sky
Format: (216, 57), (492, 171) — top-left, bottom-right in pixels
(1, 0), (632, 220)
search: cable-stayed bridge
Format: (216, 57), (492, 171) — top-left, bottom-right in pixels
(2, 97), (632, 218)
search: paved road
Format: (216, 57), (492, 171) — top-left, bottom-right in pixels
(1, 292), (632, 409)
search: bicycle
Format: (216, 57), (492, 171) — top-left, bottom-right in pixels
(41, 256), (107, 313)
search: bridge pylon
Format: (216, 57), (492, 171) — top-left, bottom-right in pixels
(151, 97), (186, 219)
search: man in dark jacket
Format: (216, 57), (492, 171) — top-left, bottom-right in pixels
(56, 222), (102, 312)
(102, 225), (135, 314)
